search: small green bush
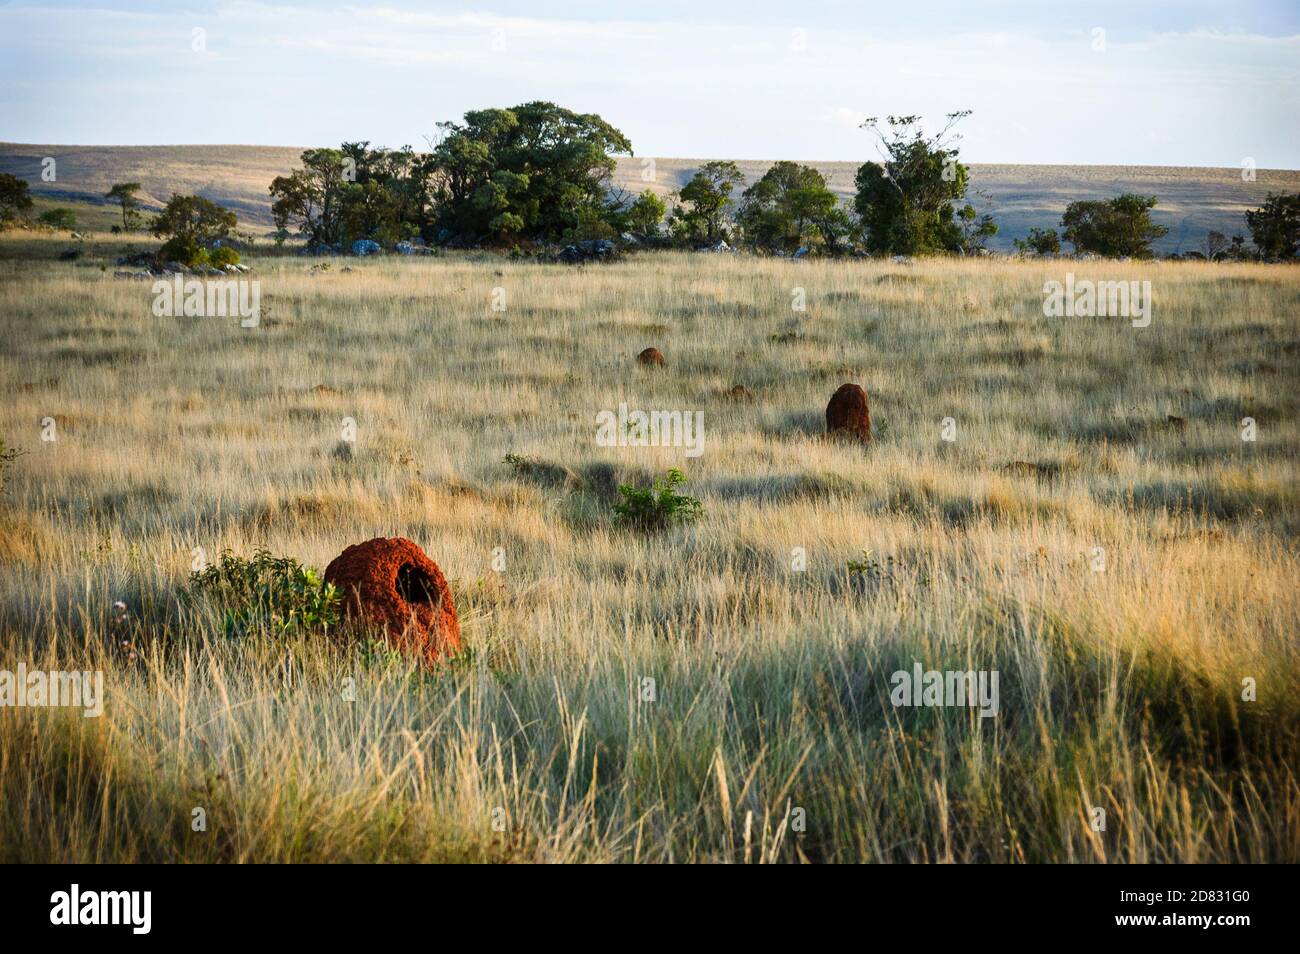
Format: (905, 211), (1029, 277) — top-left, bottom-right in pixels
(38, 207), (78, 231)
(159, 235), (209, 268)
(186, 548), (340, 638)
(208, 245), (240, 268)
(614, 468), (703, 530)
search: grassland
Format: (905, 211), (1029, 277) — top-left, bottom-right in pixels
(0, 233), (1297, 862)
(6, 142), (1300, 253)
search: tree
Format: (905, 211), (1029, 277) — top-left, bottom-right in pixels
(1244, 192), (1300, 261)
(956, 203), (998, 255)
(670, 160), (744, 243)
(428, 102), (632, 243)
(1201, 230), (1230, 261)
(0, 173), (34, 225)
(152, 194), (237, 265)
(1013, 227), (1060, 255)
(270, 148), (353, 247)
(38, 207), (78, 231)
(1060, 194), (1167, 258)
(737, 161), (852, 253)
(337, 141), (431, 246)
(105, 182), (143, 230)
(152, 194), (236, 244)
(625, 189), (666, 237)
(853, 112), (993, 255)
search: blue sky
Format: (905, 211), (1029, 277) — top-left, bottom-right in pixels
(2, 1), (1297, 166)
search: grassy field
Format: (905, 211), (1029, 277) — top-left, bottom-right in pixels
(0, 234), (1297, 862)
(6, 142), (1300, 253)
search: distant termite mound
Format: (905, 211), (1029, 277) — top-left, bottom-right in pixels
(826, 383), (871, 443)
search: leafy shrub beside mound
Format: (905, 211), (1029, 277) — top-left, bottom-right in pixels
(186, 548), (339, 638)
(614, 468), (703, 530)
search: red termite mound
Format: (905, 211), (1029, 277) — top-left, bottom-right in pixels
(323, 537), (460, 664)
(826, 383), (871, 443)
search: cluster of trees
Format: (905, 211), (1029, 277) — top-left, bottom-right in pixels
(4, 101), (1299, 262)
(663, 113), (996, 256)
(270, 143), (429, 248)
(262, 103), (998, 256)
(1011, 190), (1299, 261)
(1014, 195), (1168, 258)
(269, 102), (634, 248)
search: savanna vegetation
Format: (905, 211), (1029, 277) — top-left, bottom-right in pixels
(1, 233), (1296, 862)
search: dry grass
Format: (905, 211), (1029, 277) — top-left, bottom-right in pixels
(1, 235), (1297, 862)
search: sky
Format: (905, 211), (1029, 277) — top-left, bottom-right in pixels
(1, 0), (1298, 166)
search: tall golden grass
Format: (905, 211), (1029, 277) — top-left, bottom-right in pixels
(1, 236), (1297, 861)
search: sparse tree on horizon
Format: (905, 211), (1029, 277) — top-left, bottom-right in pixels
(105, 182), (143, 231)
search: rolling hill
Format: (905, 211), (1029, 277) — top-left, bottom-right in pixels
(4, 142), (1297, 254)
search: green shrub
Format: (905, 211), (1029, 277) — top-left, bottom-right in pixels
(1014, 227), (1060, 255)
(159, 235), (208, 268)
(1061, 194), (1168, 258)
(208, 245), (240, 268)
(38, 208), (78, 231)
(186, 548), (340, 638)
(614, 468), (703, 530)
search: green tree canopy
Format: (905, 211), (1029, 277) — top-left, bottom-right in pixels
(853, 112), (992, 255)
(152, 194), (237, 265)
(625, 189), (667, 237)
(429, 101), (632, 242)
(270, 148), (353, 247)
(0, 173), (34, 225)
(670, 160), (744, 243)
(1060, 194), (1168, 258)
(737, 161), (853, 253)
(152, 193), (236, 244)
(38, 207), (78, 231)
(1245, 192), (1300, 260)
